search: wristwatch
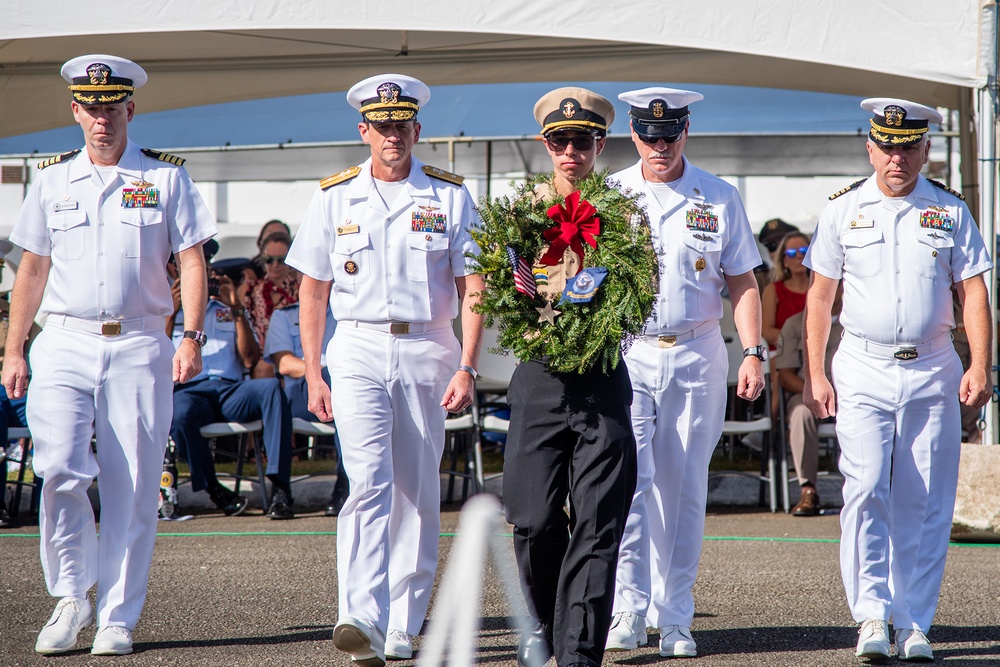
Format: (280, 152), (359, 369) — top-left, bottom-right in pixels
(183, 330), (208, 347)
(743, 345), (768, 361)
(458, 364), (478, 379)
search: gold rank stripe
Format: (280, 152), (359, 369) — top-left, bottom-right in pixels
(828, 178), (866, 200)
(928, 178), (965, 201)
(140, 148), (186, 166)
(37, 149), (81, 170)
(541, 119), (608, 133)
(869, 119), (929, 136)
(422, 165), (464, 186)
(68, 84), (135, 92)
(320, 165), (362, 190)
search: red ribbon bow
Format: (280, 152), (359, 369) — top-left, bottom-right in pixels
(539, 191), (600, 266)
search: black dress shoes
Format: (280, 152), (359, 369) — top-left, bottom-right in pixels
(0, 505), (12, 528)
(266, 487), (294, 520)
(208, 483), (248, 516)
(518, 620), (553, 667)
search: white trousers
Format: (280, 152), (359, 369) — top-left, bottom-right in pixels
(327, 325), (459, 636)
(833, 335), (962, 632)
(27, 325), (173, 629)
(612, 329), (728, 628)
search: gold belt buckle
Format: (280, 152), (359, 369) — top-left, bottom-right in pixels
(389, 322), (410, 335)
(101, 321), (122, 336)
(658, 335), (677, 349)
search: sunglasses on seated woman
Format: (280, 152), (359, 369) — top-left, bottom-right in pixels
(783, 247), (809, 258)
(262, 255), (287, 265)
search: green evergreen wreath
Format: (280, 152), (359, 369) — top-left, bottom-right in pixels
(470, 169), (657, 374)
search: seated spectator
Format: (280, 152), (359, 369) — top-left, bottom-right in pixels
(0, 245), (41, 527)
(167, 245), (294, 519)
(762, 232), (810, 349)
(773, 292), (843, 516)
(265, 303), (350, 515)
(242, 231), (299, 379)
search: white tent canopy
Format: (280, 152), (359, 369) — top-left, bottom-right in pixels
(1, 0), (988, 138)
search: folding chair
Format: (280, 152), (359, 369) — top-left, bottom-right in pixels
(199, 420), (268, 510)
(3, 427), (39, 517)
(711, 340), (781, 512)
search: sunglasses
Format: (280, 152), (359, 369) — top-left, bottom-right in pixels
(783, 247), (809, 258)
(544, 133), (597, 152)
(262, 255), (287, 265)
(636, 131), (685, 146)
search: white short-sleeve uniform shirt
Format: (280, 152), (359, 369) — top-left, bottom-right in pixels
(612, 156), (761, 334)
(805, 174), (992, 345)
(11, 140), (216, 320)
(286, 156), (480, 323)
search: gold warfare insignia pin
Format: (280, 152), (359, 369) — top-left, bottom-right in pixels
(695, 257), (707, 271)
(131, 180), (154, 188)
(884, 105), (906, 127)
(562, 101), (576, 118)
(652, 101), (665, 119)
(344, 261), (359, 275)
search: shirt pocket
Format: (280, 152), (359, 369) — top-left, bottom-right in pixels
(332, 231), (372, 285)
(46, 210), (88, 261)
(915, 234), (954, 280)
(406, 233), (450, 282)
(842, 228), (883, 278)
(680, 231), (722, 278)
(120, 208), (164, 258)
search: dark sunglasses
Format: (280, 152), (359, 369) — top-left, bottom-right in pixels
(262, 255), (287, 265)
(783, 247), (809, 258)
(636, 131), (685, 146)
(544, 133), (596, 151)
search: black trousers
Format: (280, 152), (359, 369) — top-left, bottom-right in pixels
(503, 358), (637, 667)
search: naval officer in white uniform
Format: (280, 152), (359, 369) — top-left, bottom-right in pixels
(804, 98), (992, 662)
(605, 87), (765, 659)
(2, 54), (215, 655)
(286, 73), (484, 667)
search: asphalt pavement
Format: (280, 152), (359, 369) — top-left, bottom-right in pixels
(1, 500), (999, 666)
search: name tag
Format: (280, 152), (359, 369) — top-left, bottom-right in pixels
(849, 219), (874, 229)
(53, 201), (79, 212)
(337, 224), (360, 235)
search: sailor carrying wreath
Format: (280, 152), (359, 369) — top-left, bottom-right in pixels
(471, 170), (658, 373)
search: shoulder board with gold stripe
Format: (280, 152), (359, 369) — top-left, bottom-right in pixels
(320, 166), (362, 191)
(828, 178), (866, 200)
(37, 149), (81, 170)
(928, 178), (965, 201)
(422, 165), (465, 186)
(141, 148), (186, 166)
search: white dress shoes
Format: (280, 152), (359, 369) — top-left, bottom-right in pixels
(385, 629), (414, 660)
(333, 616), (386, 667)
(35, 597), (93, 655)
(92, 626), (134, 655)
(895, 628), (934, 662)
(855, 619), (891, 660)
(659, 625), (697, 657)
(605, 611), (647, 651)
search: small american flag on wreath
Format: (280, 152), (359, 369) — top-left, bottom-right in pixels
(505, 246), (536, 298)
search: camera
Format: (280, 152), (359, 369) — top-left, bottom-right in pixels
(208, 278), (220, 298)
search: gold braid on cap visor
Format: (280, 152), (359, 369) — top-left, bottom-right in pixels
(869, 119), (928, 145)
(542, 119), (608, 134)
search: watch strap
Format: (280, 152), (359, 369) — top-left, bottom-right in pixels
(458, 364), (478, 379)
